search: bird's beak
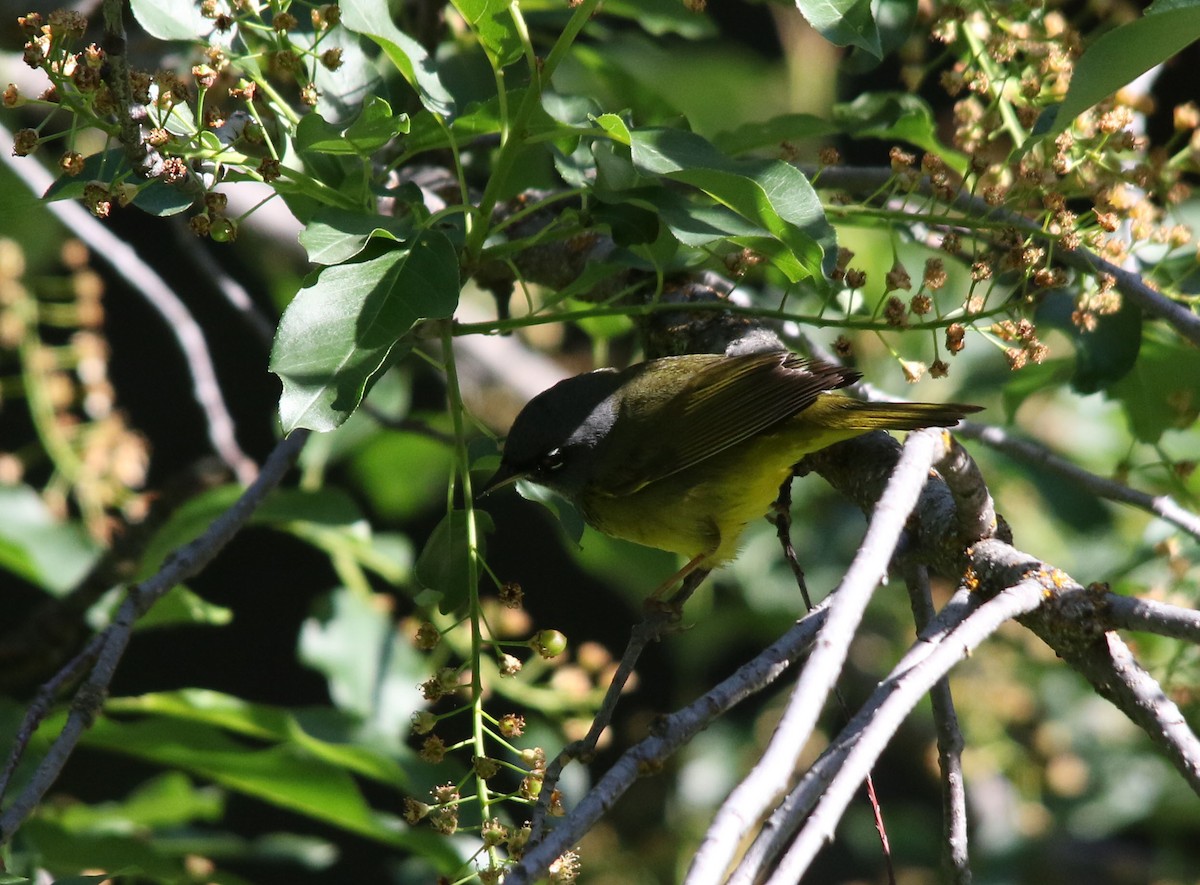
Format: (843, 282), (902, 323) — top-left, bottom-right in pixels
(479, 462), (524, 498)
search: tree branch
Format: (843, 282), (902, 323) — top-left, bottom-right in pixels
(958, 420), (1200, 542)
(810, 165), (1200, 348)
(686, 429), (945, 885)
(905, 566), (971, 884)
(505, 601), (832, 884)
(0, 430), (309, 845)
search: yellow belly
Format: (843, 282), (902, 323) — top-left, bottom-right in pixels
(579, 430), (810, 567)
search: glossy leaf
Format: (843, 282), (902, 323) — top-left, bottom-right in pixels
(299, 208), (414, 265)
(628, 127), (835, 282)
(129, 181), (194, 217)
(130, 0), (212, 40)
(74, 715), (412, 846)
(796, 0), (882, 57)
(1048, 6), (1200, 137)
(0, 485), (98, 594)
(295, 98), (409, 156)
(42, 149), (127, 202)
(271, 231), (460, 432)
(299, 587), (432, 737)
(104, 689), (409, 785)
(833, 92), (963, 168)
(340, 0), (455, 116)
(414, 509), (494, 613)
(451, 0), (524, 66)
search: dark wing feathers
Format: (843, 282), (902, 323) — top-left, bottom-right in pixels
(604, 351), (857, 494)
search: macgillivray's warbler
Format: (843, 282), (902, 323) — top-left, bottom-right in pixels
(485, 350), (980, 593)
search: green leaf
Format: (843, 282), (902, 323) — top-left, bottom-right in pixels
(1048, 7), (1200, 137)
(139, 485), (369, 578)
(414, 509), (494, 613)
(832, 92), (963, 169)
(42, 149), (128, 202)
(1001, 359), (1073, 421)
(340, 0), (455, 116)
(295, 97), (409, 155)
(627, 127), (835, 282)
(512, 479), (587, 545)
(299, 588), (432, 737)
(796, 0), (883, 58)
(629, 187), (763, 246)
(309, 27), (385, 124)
(713, 113), (837, 155)
(74, 715), (413, 846)
(49, 772), (222, 831)
(348, 433), (454, 521)
(0, 485), (99, 594)
(104, 689), (410, 785)
(1107, 332), (1200, 443)
(299, 208), (414, 265)
(129, 0), (212, 40)
(129, 180), (194, 217)
(134, 585), (233, 630)
(1037, 290), (1143, 394)
(451, 0), (524, 66)
(598, 0), (718, 37)
(270, 231), (461, 432)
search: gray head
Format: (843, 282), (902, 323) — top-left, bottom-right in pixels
(487, 368), (624, 500)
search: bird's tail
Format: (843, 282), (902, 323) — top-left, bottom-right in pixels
(823, 398), (982, 431)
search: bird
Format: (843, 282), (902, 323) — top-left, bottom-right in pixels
(486, 350), (979, 594)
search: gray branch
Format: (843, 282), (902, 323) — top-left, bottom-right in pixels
(0, 430), (309, 845)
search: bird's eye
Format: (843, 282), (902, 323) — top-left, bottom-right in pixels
(538, 448), (566, 473)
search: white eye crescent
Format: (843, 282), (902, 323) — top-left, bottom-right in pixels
(539, 448), (566, 473)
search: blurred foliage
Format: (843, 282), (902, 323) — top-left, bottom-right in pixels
(1, 0), (1200, 883)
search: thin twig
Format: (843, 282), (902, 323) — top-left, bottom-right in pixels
(0, 122), (258, 485)
(685, 429), (945, 885)
(1104, 593), (1200, 643)
(528, 567), (708, 839)
(0, 634), (103, 803)
(810, 165), (1200, 348)
(0, 430), (309, 846)
(958, 421), (1200, 542)
(759, 581), (1047, 884)
(505, 601), (832, 884)
(905, 566), (971, 884)
(773, 476), (894, 883)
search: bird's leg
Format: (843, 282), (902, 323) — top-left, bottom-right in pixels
(646, 553), (710, 609)
(770, 476), (814, 611)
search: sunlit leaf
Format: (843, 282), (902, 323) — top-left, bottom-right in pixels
(130, 0), (212, 40)
(1046, 6), (1200, 137)
(340, 0), (455, 116)
(270, 231), (460, 432)
(104, 689), (409, 785)
(299, 588), (432, 737)
(451, 0), (524, 66)
(795, 0), (883, 58)
(299, 208), (414, 265)
(295, 98), (409, 156)
(0, 486), (98, 595)
(627, 127), (835, 282)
